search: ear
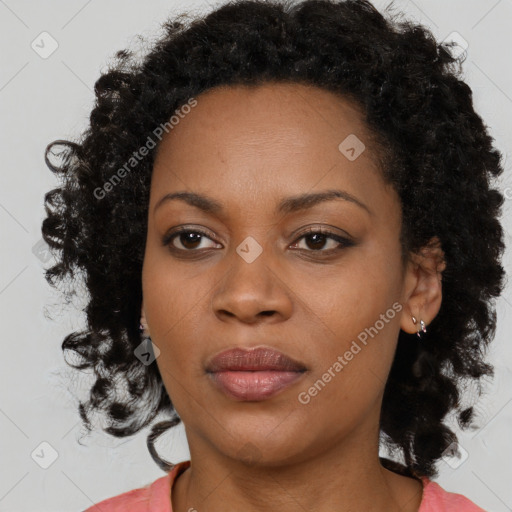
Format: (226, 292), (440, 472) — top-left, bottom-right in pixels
(400, 236), (446, 335)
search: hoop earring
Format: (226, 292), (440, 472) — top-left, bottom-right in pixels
(139, 321), (149, 338)
(411, 316), (427, 339)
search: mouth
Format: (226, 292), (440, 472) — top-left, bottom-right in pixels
(205, 347), (307, 401)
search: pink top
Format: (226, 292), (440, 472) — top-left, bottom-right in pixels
(83, 460), (487, 511)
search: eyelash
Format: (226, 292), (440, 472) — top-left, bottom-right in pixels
(162, 226), (354, 256)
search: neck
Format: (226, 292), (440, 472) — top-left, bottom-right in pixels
(171, 425), (423, 512)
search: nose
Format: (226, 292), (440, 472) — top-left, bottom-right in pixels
(211, 242), (293, 324)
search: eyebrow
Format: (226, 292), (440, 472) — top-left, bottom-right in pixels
(154, 189), (372, 216)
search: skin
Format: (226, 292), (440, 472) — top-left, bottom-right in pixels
(141, 82), (446, 512)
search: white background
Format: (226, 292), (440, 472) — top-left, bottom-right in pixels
(1, 0), (511, 510)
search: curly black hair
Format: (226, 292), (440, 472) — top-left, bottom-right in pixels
(42, 0), (506, 479)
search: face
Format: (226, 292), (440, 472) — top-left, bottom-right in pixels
(142, 82), (416, 467)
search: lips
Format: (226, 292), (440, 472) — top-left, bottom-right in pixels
(206, 347), (307, 372)
(205, 347), (307, 401)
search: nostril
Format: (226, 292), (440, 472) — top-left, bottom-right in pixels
(259, 310), (275, 317)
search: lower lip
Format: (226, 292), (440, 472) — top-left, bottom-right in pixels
(208, 370), (305, 401)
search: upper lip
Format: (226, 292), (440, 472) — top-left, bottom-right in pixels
(205, 347), (307, 372)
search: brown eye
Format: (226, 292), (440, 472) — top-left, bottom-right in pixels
(300, 233), (335, 251)
(162, 228), (221, 251)
(290, 228), (354, 253)
(174, 232), (204, 250)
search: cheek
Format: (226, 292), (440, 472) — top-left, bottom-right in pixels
(292, 291), (401, 441)
(292, 237), (403, 344)
(142, 244), (208, 334)
(290, 241), (403, 403)
(141, 254), (205, 385)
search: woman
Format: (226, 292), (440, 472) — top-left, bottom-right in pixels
(42, 0), (505, 510)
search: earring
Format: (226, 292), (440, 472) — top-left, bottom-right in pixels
(139, 321), (150, 339)
(411, 316), (427, 339)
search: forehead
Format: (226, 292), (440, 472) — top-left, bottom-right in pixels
(150, 82), (391, 214)
(154, 81), (375, 163)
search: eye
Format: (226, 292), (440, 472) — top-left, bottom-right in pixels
(162, 226), (354, 255)
(163, 227), (221, 251)
(289, 228), (354, 253)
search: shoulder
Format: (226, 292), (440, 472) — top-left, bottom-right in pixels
(82, 461), (191, 512)
(82, 474), (170, 512)
(419, 477), (487, 512)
